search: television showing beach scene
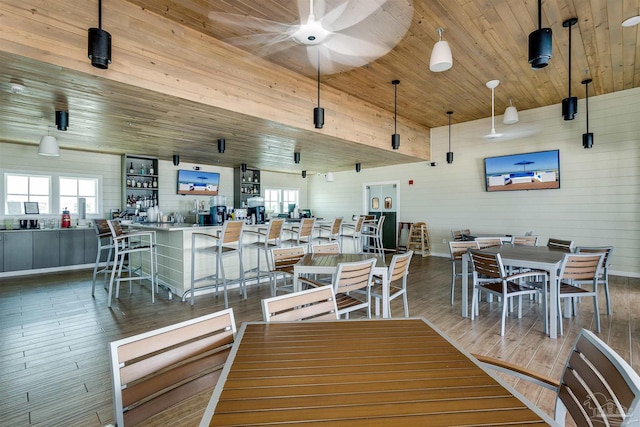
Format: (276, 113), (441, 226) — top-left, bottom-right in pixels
(176, 169), (220, 195)
(484, 149), (560, 192)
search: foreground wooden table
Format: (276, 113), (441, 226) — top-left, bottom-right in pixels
(200, 318), (556, 426)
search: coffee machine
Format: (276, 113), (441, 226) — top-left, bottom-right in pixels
(210, 196), (227, 226)
(247, 206), (265, 224)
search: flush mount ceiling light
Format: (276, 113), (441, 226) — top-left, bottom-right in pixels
(582, 78), (594, 149)
(430, 27), (453, 72)
(503, 99), (519, 124)
(391, 80), (400, 149)
(294, 152), (301, 164)
(528, 0), (552, 69)
(446, 111), (454, 164)
(355, 163), (361, 172)
(38, 133), (60, 157)
(10, 83), (25, 94)
(313, 50), (324, 129)
(622, 15), (640, 27)
(55, 111), (69, 131)
(484, 80), (503, 140)
(88, 0), (112, 69)
(217, 138), (225, 153)
(562, 18), (578, 121)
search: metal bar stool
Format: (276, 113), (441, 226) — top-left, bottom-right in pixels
(91, 219), (115, 296)
(243, 218), (285, 285)
(190, 220), (245, 308)
(106, 220), (157, 307)
(281, 218), (316, 252)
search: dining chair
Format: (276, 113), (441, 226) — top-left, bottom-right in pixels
(91, 218), (115, 296)
(451, 229), (464, 241)
(474, 328), (640, 427)
(361, 215), (385, 256)
(448, 240), (480, 305)
(281, 217), (315, 251)
(340, 215), (365, 253)
(243, 218), (285, 285)
(299, 258), (376, 319)
(261, 286), (338, 322)
(106, 220), (157, 308)
(468, 249), (546, 336)
(511, 235), (539, 246)
(311, 242), (341, 254)
(109, 308), (236, 427)
(460, 229), (471, 240)
(190, 220), (245, 308)
(269, 245), (306, 296)
(315, 217), (342, 244)
(475, 237), (503, 249)
(547, 238), (575, 252)
(575, 245), (614, 315)
(370, 250), (413, 318)
(554, 252), (605, 335)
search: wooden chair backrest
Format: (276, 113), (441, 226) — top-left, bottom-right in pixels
(262, 286), (338, 322)
(107, 219), (125, 238)
(449, 241), (479, 261)
(512, 235), (539, 246)
(312, 243), (340, 254)
(296, 218), (315, 239)
(547, 238), (574, 252)
(353, 216), (365, 233)
(266, 218), (285, 241)
(329, 217), (343, 235)
(557, 329), (640, 426)
(271, 246), (305, 270)
(95, 218), (111, 237)
(575, 246), (614, 269)
(109, 308), (236, 426)
(558, 253), (604, 282)
(334, 258), (376, 294)
(451, 230), (463, 241)
(475, 237), (503, 249)
(220, 220), (244, 244)
(469, 249), (504, 280)
(388, 250), (413, 283)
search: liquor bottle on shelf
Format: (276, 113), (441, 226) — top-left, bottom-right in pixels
(152, 177), (158, 188)
(129, 162), (134, 174)
(140, 164), (145, 175)
(149, 163), (154, 175)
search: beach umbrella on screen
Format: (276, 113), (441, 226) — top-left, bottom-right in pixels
(514, 160), (535, 171)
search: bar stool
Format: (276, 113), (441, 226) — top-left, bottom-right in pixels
(281, 218), (315, 251)
(315, 217), (343, 246)
(106, 220), (157, 308)
(243, 218), (285, 285)
(340, 215), (364, 253)
(361, 215), (385, 256)
(91, 219), (115, 296)
(190, 220), (245, 308)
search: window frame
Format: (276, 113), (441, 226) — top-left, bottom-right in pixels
(263, 187), (299, 214)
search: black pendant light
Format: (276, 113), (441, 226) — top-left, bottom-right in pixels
(172, 155), (180, 166)
(391, 80), (400, 150)
(55, 111), (69, 131)
(313, 50), (324, 129)
(562, 18), (578, 120)
(528, 0), (552, 69)
(446, 111), (454, 164)
(294, 152), (301, 164)
(241, 163), (247, 173)
(355, 163), (361, 172)
(301, 170), (307, 178)
(582, 78), (593, 148)
(217, 138), (225, 153)
(88, 0), (112, 69)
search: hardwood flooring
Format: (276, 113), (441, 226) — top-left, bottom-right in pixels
(1, 255), (638, 426)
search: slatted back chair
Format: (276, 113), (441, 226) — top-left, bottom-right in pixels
(448, 240), (480, 305)
(511, 235), (539, 246)
(460, 229), (471, 240)
(92, 218), (115, 296)
(340, 215), (365, 253)
(109, 308), (236, 426)
(475, 328), (640, 426)
(575, 245), (614, 314)
(475, 237), (503, 249)
(547, 238), (575, 252)
(451, 229), (464, 241)
(316, 217), (343, 243)
(281, 218), (316, 251)
(371, 251), (413, 317)
(262, 286), (338, 322)
(243, 218), (285, 286)
(312, 242), (341, 254)
(269, 245), (306, 296)
(362, 215), (385, 256)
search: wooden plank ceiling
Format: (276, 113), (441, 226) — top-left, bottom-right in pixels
(0, 0), (638, 173)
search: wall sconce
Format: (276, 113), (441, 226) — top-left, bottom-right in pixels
(241, 163), (247, 173)
(217, 138), (225, 153)
(55, 111), (69, 131)
(294, 152), (301, 164)
(355, 163), (361, 172)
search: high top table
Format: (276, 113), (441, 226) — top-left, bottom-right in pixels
(461, 245), (567, 339)
(200, 318), (556, 426)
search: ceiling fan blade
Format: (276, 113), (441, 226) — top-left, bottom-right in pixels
(324, 33), (392, 58)
(322, 0), (386, 32)
(224, 33), (297, 57)
(207, 12), (295, 34)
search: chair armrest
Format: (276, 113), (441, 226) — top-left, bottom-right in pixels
(192, 231), (221, 241)
(298, 277), (327, 289)
(506, 270), (548, 282)
(472, 354), (560, 391)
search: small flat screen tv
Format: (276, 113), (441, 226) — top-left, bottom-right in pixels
(484, 149), (560, 192)
(177, 169), (220, 195)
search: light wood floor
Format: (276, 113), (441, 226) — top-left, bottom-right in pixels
(1, 255), (638, 426)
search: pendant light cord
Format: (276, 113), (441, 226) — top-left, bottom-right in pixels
(568, 23), (572, 98)
(317, 49), (321, 108)
(98, 0), (103, 29)
(585, 83), (589, 132)
(393, 82), (398, 134)
(448, 112), (452, 151)
(537, 0), (542, 30)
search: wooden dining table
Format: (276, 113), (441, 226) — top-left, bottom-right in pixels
(292, 253), (389, 317)
(461, 245), (567, 339)
(200, 318), (557, 426)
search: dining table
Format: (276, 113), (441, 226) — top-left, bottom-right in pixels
(461, 245), (567, 339)
(292, 253), (389, 317)
(199, 318), (557, 426)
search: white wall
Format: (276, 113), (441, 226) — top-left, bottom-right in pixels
(307, 87), (640, 277)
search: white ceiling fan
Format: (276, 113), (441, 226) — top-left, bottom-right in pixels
(207, 0), (413, 75)
(484, 79), (541, 141)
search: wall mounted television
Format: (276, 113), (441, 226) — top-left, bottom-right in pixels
(177, 169), (220, 196)
(484, 149), (560, 192)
